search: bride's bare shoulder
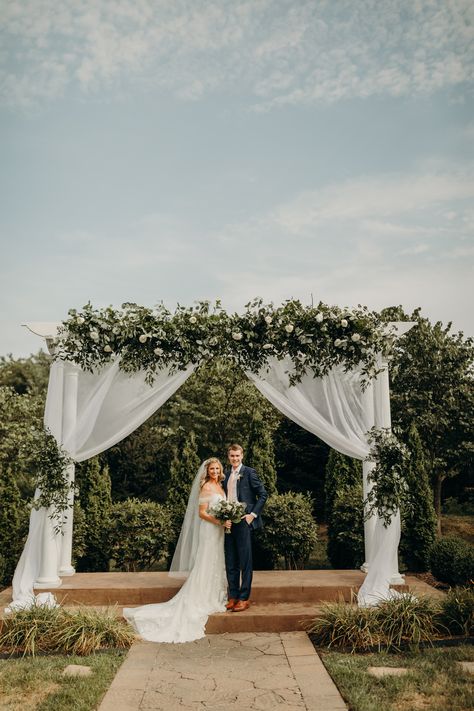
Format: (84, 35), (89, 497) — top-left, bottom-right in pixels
(201, 482), (213, 494)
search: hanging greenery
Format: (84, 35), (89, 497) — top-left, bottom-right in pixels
(56, 298), (394, 385)
(364, 427), (411, 527)
(30, 429), (74, 531)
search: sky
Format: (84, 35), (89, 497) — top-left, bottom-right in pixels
(1, 0), (473, 357)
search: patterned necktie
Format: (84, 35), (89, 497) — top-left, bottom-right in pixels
(228, 469), (238, 502)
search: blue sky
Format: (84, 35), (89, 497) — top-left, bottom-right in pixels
(1, 0), (473, 356)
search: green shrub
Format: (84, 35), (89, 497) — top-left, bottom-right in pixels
(307, 595), (442, 652)
(375, 595), (442, 650)
(430, 536), (474, 586)
(258, 492), (317, 569)
(325, 450), (364, 568)
(108, 498), (173, 571)
(440, 587), (474, 637)
(306, 601), (381, 651)
(400, 424), (437, 571)
(0, 605), (135, 656)
(75, 457), (112, 572)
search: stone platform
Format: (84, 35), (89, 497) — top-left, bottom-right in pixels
(1, 571), (440, 632)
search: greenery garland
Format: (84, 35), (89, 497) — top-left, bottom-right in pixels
(56, 298), (395, 385)
(364, 427), (411, 526)
(30, 429), (74, 531)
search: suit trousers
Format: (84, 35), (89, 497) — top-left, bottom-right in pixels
(224, 520), (253, 601)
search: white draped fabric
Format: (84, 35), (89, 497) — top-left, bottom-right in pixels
(10, 359), (195, 608)
(247, 357), (401, 606)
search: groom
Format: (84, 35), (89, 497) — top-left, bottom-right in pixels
(223, 443), (268, 612)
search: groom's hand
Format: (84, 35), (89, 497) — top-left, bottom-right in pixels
(242, 514), (254, 526)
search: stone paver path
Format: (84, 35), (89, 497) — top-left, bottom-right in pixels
(98, 632), (346, 711)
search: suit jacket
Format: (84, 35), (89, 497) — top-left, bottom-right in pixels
(223, 464), (268, 530)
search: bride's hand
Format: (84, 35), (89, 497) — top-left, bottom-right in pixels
(224, 520), (232, 530)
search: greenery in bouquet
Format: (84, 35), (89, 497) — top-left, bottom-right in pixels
(209, 499), (247, 533)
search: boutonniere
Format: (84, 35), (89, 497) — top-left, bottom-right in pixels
(235, 472), (243, 481)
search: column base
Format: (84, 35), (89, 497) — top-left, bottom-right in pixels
(59, 566), (76, 577)
(390, 573), (405, 585)
(360, 563), (369, 573)
(34, 577), (62, 589)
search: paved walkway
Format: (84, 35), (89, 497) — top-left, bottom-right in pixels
(98, 632), (347, 711)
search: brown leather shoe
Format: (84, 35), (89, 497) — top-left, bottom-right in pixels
(232, 600), (250, 612)
(226, 598), (238, 611)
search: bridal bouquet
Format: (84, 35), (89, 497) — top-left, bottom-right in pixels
(209, 500), (247, 534)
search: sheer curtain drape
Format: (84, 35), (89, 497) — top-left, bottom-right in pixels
(11, 359), (195, 607)
(247, 357), (401, 606)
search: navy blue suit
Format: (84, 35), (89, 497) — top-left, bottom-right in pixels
(223, 464), (268, 601)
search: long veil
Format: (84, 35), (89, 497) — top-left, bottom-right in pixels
(168, 460), (208, 577)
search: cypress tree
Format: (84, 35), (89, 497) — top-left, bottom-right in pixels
(246, 413), (277, 495)
(167, 431), (201, 534)
(325, 449), (364, 568)
(75, 456), (112, 572)
(400, 424), (437, 571)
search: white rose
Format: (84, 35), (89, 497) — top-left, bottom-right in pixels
(334, 338), (342, 347)
(104, 345), (112, 353)
(139, 334), (148, 343)
(112, 326), (120, 335)
(189, 316), (197, 324)
(76, 317), (85, 325)
(341, 319), (348, 327)
(232, 332), (243, 341)
(90, 331), (99, 341)
(154, 347), (164, 356)
(208, 337), (218, 346)
(351, 333), (361, 342)
(315, 312), (324, 323)
(263, 343), (273, 350)
(264, 315), (272, 325)
(285, 324), (294, 333)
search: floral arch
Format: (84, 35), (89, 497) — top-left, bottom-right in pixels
(13, 299), (415, 609)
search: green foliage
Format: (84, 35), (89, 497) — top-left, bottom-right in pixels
(364, 427), (410, 526)
(75, 457), (112, 572)
(430, 536), (474, 586)
(440, 587), (474, 637)
(71, 500), (87, 565)
(400, 424), (437, 571)
(0, 468), (30, 585)
(274, 418), (329, 519)
(0, 351), (50, 397)
(108, 498), (173, 571)
(382, 306), (474, 524)
(246, 413), (277, 495)
(258, 492), (318, 569)
(0, 605), (135, 656)
(308, 595), (442, 652)
(59, 299), (391, 386)
(167, 431), (201, 548)
(325, 450), (364, 569)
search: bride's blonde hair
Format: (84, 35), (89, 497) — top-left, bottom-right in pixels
(200, 457), (224, 487)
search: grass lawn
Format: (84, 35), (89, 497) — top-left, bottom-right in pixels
(322, 645), (474, 711)
(441, 515), (474, 545)
(0, 650), (126, 711)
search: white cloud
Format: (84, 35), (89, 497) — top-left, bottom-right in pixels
(1, 0), (473, 109)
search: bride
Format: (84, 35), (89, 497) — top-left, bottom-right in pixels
(123, 457), (230, 643)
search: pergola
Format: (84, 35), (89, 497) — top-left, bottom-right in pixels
(15, 317), (415, 607)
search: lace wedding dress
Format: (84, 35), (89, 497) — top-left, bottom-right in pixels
(123, 493), (227, 643)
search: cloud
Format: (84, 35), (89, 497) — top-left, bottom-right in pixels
(1, 0), (473, 109)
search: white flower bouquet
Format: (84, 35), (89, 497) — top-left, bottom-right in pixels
(209, 500), (247, 534)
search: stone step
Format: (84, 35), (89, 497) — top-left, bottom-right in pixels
(64, 602), (325, 633)
(27, 570), (409, 606)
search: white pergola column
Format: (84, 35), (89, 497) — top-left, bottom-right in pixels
(58, 366), (78, 576)
(372, 352), (405, 585)
(34, 358), (64, 590)
(361, 379), (376, 573)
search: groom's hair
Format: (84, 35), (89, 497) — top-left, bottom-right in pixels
(228, 443), (243, 453)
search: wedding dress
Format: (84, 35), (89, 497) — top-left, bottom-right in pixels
(123, 492), (227, 643)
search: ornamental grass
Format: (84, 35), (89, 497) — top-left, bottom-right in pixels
(0, 605), (135, 657)
(307, 594), (448, 653)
